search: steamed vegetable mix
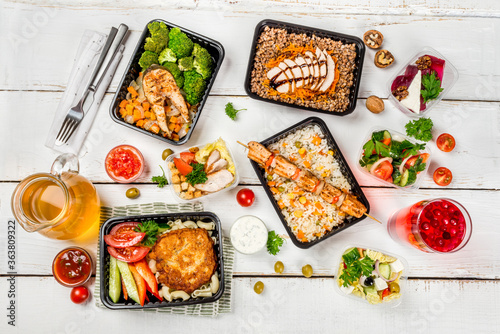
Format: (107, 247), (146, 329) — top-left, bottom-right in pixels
(360, 130), (428, 187)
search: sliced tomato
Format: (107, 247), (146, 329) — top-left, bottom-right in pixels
(382, 288), (390, 299)
(404, 153), (430, 169)
(134, 259), (158, 295)
(180, 152), (196, 164)
(108, 246), (149, 263)
(436, 133), (456, 152)
(433, 167), (453, 186)
(372, 160), (393, 180)
(110, 222), (139, 235)
(386, 176), (393, 184)
(104, 231), (145, 248)
(174, 157), (193, 176)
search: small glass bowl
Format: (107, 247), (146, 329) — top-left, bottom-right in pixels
(230, 215), (268, 255)
(52, 246), (93, 288)
(105, 145), (145, 183)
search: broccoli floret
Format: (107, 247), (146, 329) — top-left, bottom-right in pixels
(161, 62), (184, 88)
(168, 27), (194, 59)
(178, 56), (194, 71)
(139, 51), (158, 71)
(158, 48), (177, 64)
(183, 70), (207, 105)
(144, 22), (169, 54)
(192, 44), (213, 79)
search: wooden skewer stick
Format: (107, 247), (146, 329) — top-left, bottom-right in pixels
(364, 213), (383, 224)
(237, 141), (249, 149)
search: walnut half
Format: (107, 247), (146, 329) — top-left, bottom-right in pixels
(416, 55), (432, 70)
(374, 50), (395, 68)
(392, 86), (409, 101)
(363, 30), (384, 49)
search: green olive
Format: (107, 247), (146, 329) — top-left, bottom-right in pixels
(389, 282), (400, 293)
(126, 187), (140, 199)
(278, 186), (285, 192)
(294, 141), (302, 148)
(274, 261), (284, 274)
(254, 281), (264, 294)
(267, 175), (273, 181)
(162, 148), (174, 160)
(302, 264), (313, 278)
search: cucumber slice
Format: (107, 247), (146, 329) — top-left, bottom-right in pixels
(116, 260), (140, 304)
(399, 169), (409, 187)
(383, 130), (391, 140)
(378, 263), (391, 280)
(109, 257), (121, 303)
(363, 285), (377, 295)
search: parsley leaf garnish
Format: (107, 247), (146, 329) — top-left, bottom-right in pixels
(225, 102), (246, 121)
(186, 163), (208, 185)
(134, 220), (171, 247)
(421, 72), (444, 103)
(267, 231), (285, 255)
(405, 117), (434, 142)
(339, 248), (375, 287)
(151, 165), (168, 188)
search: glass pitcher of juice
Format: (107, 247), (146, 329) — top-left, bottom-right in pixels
(11, 154), (100, 241)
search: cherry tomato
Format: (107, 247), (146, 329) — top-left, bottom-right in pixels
(109, 222), (139, 235)
(107, 246), (150, 263)
(236, 188), (255, 207)
(433, 167), (453, 186)
(70, 286), (89, 304)
(436, 133), (456, 152)
(180, 152), (196, 164)
(174, 157), (193, 176)
(104, 231), (145, 248)
(372, 160), (393, 181)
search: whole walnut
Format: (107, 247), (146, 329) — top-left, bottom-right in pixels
(366, 96), (385, 113)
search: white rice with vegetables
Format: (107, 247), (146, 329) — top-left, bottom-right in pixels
(265, 125), (351, 242)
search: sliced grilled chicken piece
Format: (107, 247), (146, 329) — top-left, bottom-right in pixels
(319, 183), (343, 204)
(273, 155), (298, 179)
(279, 62), (295, 93)
(313, 180), (325, 196)
(340, 193), (367, 218)
(295, 170), (320, 193)
(284, 59), (304, 89)
(305, 51), (320, 90)
(315, 48), (328, 91)
(194, 169), (234, 193)
(205, 150), (221, 170)
(267, 66), (282, 80)
(319, 50), (336, 92)
(295, 56), (310, 87)
(247, 141), (273, 165)
(267, 66), (290, 94)
(206, 158), (228, 174)
(303, 56), (314, 88)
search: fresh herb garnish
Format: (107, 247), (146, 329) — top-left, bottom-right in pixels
(421, 72), (444, 103)
(186, 163), (208, 185)
(225, 102), (246, 121)
(267, 231), (285, 255)
(152, 165), (168, 188)
(339, 248), (375, 287)
(134, 220), (171, 247)
(405, 118), (434, 142)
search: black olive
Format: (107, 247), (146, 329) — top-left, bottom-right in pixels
(364, 276), (374, 287)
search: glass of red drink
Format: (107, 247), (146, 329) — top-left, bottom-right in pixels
(387, 198), (472, 253)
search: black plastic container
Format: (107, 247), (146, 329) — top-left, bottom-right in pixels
(249, 117), (370, 249)
(244, 19), (365, 116)
(99, 212), (225, 310)
(110, 19), (225, 145)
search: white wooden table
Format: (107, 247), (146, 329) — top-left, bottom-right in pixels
(1, 1), (500, 333)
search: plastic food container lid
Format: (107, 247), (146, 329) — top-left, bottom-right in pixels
(386, 46), (458, 118)
(230, 215), (268, 255)
(357, 127), (431, 191)
(333, 244), (409, 308)
(164, 138), (239, 202)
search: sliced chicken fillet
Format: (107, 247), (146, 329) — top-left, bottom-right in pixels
(194, 169), (234, 193)
(319, 50), (336, 92)
(206, 158), (228, 174)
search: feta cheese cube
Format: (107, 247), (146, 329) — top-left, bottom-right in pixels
(340, 285), (355, 295)
(390, 259), (405, 273)
(374, 277), (388, 291)
(400, 70), (422, 113)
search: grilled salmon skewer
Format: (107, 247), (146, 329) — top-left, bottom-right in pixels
(246, 141), (367, 218)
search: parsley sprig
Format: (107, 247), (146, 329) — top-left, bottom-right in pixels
(421, 72), (444, 103)
(405, 118), (434, 142)
(186, 163), (208, 185)
(267, 231), (285, 255)
(225, 102), (246, 121)
(134, 220), (171, 247)
(151, 165), (168, 188)
(339, 248), (375, 287)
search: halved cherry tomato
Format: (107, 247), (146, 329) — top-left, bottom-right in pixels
(436, 133), (456, 152)
(381, 288), (390, 299)
(174, 157), (193, 176)
(404, 153), (430, 169)
(433, 167), (453, 186)
(104, 231), (145, 248)
(180, 152), (196, 164)
(372, 160), (393, 180)
(110, 222), (139, 235)
(107, 246), (150, 263)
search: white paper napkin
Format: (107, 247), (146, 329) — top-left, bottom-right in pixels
(45, 30), (125, 154)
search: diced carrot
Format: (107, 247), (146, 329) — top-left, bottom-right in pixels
(168, 122), (176, 131)
(126, 104), (134, 114)
(174, 123), (182, 133)
(172, 134), (179, 141)
(119, 108), (126, 116)
(268, 181), (276, 187)
(303, 161), (311, 168)
(301, 238), (308, 242)
(312, 135), (321, 146)
(150, 112), (156, 120)
(282, 142), (288, 147)
(150, 124), (160, 134)
(164, 105), (171, 113)
(323, 225), (330, 230)
(315, 202), (323, 210)
(278, 200), (285, 209)
(170, 116), (178, 124)
(142, 102), (150, 111)
(127, 86), (138, 97)
(144, 111), (151, 118)
(119, 99), (128, 108)
(270, 187), (279, 194)
(297, 230), (304, 239)
(133, 110), (143, 122)
(136, 120), (144, 127)
(290, 200), (296, 208)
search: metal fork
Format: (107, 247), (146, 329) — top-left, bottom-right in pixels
(55, 27), (119, 145)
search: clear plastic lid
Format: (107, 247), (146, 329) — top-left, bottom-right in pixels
(164, 138), (239, 202)
(386, 46), (458, 118)
(357, 127), (431, 190)
(333, 244), (409, 308)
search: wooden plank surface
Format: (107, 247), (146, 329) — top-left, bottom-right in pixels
(0, 276), (499, 333)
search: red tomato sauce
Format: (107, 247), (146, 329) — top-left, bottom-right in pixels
(105, 145), (144, 182)
(53, 247), (92, 287)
